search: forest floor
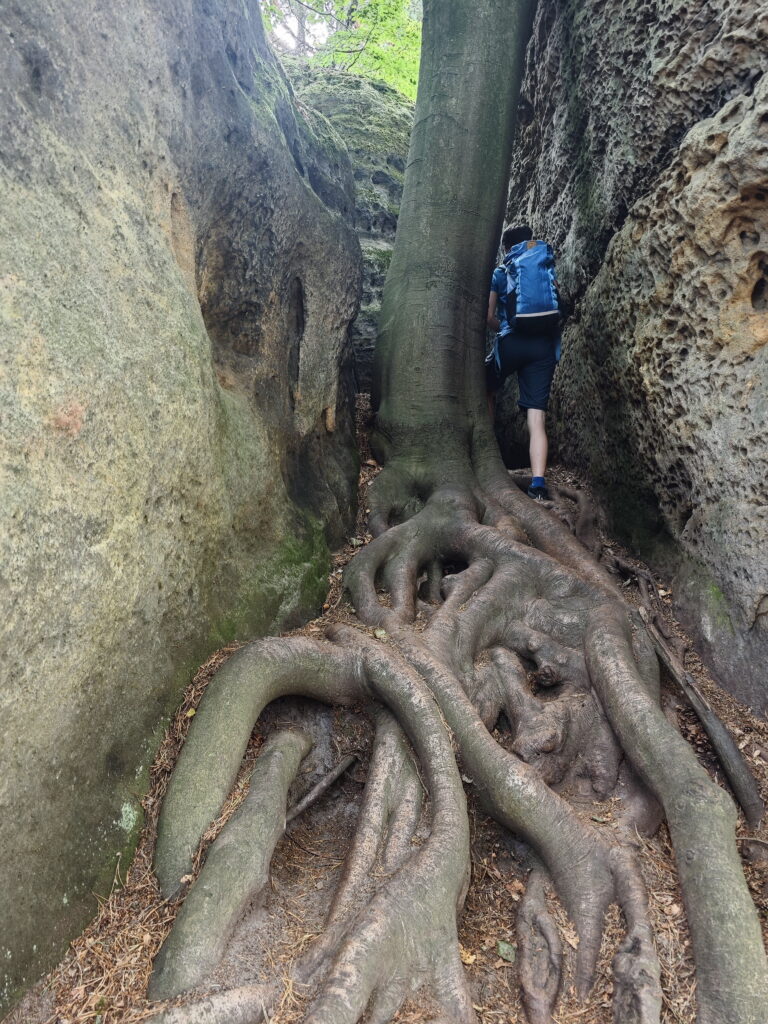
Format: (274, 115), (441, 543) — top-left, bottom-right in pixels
(7, 398), (768, 1024)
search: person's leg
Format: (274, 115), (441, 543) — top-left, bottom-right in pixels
(527, 407), (548, 479)
(515, 333), (556, 498)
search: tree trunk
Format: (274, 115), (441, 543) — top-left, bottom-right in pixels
(373, 0), (532, 457)
(293, 0), (309, 55)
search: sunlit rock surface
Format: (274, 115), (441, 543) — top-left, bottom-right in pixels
(0, 1), (360, 1007)
(506, 0), (768, 708)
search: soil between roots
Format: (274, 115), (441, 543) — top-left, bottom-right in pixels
(7, 402), (767, 1024)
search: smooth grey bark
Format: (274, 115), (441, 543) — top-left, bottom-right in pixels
(149, 729), (311, 1000)
(373, 0), (536, 459)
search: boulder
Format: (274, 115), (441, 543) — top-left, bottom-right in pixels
(0, 0), (360, 1008)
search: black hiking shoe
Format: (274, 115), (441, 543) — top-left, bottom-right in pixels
(527, 484), (551, 501)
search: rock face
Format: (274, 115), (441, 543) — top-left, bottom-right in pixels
(505, 0), (768, 709)
(0, 0), (360, 1008)
(290, 67), (413, 392)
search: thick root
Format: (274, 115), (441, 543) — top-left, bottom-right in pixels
(305, 853), (472, 1024)
(295, 710), (422, 985)
(301, 632), (472, 1024)
(147, 984), (275, 1024)
(154, 639), (361, 896)
(149, 729), (312, 1000)
(397, 631), (632, 996)
(587, 604), (768, 1024)
(517, 866), (562, 1024)
(609, 848), (662, 1024)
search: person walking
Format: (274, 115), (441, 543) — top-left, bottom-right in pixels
(486, 224), (563, 501)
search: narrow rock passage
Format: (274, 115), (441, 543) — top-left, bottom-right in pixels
(23, 413), (768, 1024)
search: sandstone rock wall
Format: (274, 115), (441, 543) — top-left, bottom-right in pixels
(505, 0), (768, 709)
(289, 67), (413, 392)
(0, 0), (360, 1007)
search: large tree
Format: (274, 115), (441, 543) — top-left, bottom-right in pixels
(147, 2), (767, 1022)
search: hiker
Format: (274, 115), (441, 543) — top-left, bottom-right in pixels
(486, 224), (563, 501)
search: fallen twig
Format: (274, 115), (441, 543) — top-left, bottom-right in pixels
(286, 755), (358, 823)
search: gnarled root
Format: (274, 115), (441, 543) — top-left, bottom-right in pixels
(150, 632), (474, 1022)
(587, 604), (768, 1024)
(397, 631), (662, 1006)
(295, 710), (423, 985)
(146, 470), (767, 1024)
(517, 866), (562, 1024)
(609, 848), (661, 1024)
(303, 630), (472, 1024)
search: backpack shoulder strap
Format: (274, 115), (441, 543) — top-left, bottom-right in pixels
(505, 256), (519, 291)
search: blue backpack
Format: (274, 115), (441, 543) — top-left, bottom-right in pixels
(503, 239), (560, 335)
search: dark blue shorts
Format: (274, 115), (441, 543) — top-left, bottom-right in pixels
(486, 328), (558, 410)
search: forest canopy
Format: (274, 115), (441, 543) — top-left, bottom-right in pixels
(261, 0), (422, 99)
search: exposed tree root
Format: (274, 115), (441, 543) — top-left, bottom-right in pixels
(144, 463), (768, 1024)
(149, 983), (275, 1024)
(516, 866), (562, 1024)
(294, 709), (423, 985)
(149, 729), (312, 1000)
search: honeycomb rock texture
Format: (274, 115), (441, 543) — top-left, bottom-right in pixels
(506, 0), (768, 709)
(289, 65), (413, 392)
(0, 1), (360, 1007)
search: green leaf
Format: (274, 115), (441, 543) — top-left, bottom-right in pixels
(497, 940), (516, 963)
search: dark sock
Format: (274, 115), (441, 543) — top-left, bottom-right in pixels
(531, 476), (545, 488)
